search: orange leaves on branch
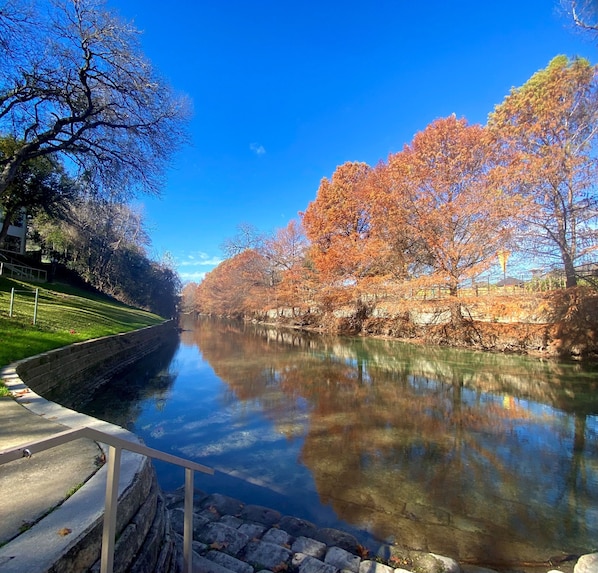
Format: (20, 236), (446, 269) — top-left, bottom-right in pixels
(488, 55), (598, 288)
(385, 115), (520, 294)
(301, 161), (379, 285)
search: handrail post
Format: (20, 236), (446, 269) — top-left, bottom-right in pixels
(33, 288), (39, 325)
(184, 467), (194, 573)
(101, 445), (122, 573)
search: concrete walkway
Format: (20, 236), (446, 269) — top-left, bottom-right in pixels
(0, 365), (148, 573)
(0, 396), (102, 546)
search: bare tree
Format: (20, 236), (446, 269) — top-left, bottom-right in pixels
(0, 0), (190, 202)
(221, 222), (265, 257)
(566, 0), (598, 32)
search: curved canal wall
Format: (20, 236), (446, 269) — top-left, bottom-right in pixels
(1, 321), (180, 572)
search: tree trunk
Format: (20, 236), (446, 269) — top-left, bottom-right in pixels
(0, 208), (14, 247)
(563, 251), (578, 288)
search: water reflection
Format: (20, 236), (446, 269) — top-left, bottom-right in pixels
(80, 318), (598, 568)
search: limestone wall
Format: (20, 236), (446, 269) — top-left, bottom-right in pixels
(16, 322), (175, 407)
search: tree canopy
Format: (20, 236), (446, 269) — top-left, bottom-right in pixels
(0, 0), (189, 201)
(489, 55), (598, 287)
(386, 116), (521, 295)
(0, 136), (76, 246)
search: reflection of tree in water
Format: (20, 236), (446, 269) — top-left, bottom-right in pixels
(77, 330), (180, 430)
(191, 319), (598, 565)
(189, 319), (315, 436)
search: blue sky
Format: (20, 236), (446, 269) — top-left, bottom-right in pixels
(107, 0), (595, 283)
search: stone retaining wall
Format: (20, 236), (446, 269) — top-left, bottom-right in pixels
(5, 322), (180, 572)
(17, 322), (176, 408)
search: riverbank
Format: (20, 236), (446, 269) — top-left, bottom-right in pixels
(0, 275), (163, 368)
(166, 488), (597, 573)
(260, 288), (598, 360)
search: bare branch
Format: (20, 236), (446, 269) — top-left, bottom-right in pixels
(0, 0), (190, 201)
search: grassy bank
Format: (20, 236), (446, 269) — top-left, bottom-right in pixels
(0, 276), (164, 370)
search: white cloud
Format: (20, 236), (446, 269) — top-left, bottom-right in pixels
(250, 142), (266, 155)
(175, 251), (223, 283)
(179, 255), (223, 267)
(179, 270), (209, 283)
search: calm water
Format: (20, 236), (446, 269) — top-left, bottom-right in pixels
(78, 318), (598, 568)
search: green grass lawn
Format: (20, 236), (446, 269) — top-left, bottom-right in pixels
(0, 276), (164, 370)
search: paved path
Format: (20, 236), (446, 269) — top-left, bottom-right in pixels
(0, 397), (102, 546)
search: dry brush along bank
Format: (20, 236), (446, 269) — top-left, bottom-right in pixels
(261, 289), (598, 360)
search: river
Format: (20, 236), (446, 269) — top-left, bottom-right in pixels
(79, 317), (598, 569)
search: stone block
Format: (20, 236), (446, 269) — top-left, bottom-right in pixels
(429, 553), (461, 573)
(239, 505), (282, 526)
(221, 515), (244, 529)
(575, 553), (598, 573)
(192, 553), (237, 573)
(262, 527), (291, 546)
(238, 522), (267, 540)
(293, 553), (337, 573)
(279, 516), (318, 539)
(198, 522), (250, 556)
(202, 493), (245, 517)
(291, 537), (327, 559)
(325, 546), (361, 572)
(170, 506), (212, 537)
(207, 549), (255, 573)
(243, 540), (292, 570)
(359, 560), (394, 573)
(314, 528), (359, 552)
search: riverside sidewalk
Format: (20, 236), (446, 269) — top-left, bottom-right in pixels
(0, 395), (102, 546)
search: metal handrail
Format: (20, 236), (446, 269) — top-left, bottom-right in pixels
(0, 425), (214, 573)
(0, 260), (47, 282)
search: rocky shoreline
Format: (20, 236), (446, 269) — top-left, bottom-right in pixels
(165, 489), (597, 573)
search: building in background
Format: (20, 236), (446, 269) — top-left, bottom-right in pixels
(0, 208), (27, 254)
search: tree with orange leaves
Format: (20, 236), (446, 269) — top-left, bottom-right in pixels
(489, 56), (598, 288)
(180, 282), (199, 314)
(385, 115), (519, 296)
(301, 161), (381, 288)
(196, 249), (270, 317)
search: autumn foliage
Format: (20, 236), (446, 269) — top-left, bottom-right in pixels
(192, 56), (598, 320)
(489, 55), (598, 288)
